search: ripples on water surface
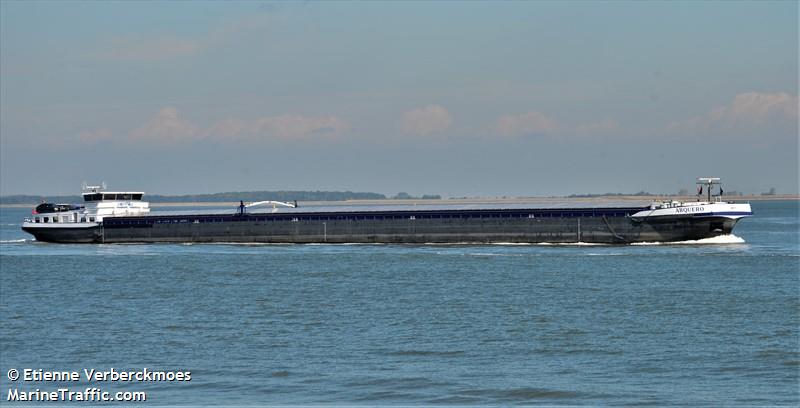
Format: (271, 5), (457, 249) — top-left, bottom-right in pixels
(1, 201), (798, 405)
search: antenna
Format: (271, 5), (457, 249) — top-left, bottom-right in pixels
(696, 177), (720, 184)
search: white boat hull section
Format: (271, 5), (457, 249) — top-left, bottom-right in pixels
(22, 222), (99, 229)
(631, 202), (753, 220)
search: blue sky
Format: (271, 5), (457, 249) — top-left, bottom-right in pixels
(1, 0), (797, 197)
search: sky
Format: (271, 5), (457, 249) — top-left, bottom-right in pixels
(1, 0), (797, 197)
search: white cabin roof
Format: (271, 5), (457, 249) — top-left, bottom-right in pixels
(81, 191), (145, 195)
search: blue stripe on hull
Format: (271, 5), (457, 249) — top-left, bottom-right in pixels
(693, 212), (753, 217)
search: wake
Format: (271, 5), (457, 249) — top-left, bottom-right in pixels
(631, 234), (745, 246)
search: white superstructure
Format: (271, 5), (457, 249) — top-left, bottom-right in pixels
(23, 184), (150, 228)
(631, 177), (752, 220)
(631, 200), (753, 220)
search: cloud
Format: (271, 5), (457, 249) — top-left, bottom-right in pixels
(495, 111), (556, 137)
(208, 115), (350, 141)
(129, 107), (201, 144)
(401, 105), (453, 135)
(671, 92), (799, 130)
(80, 107), (350, 146)
(717, 92), (798, 123)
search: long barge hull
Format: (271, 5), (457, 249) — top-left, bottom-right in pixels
(23, 207), (741, 244)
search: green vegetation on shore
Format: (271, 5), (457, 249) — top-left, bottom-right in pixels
(0, 191), (383, 204)
(1, 190), (793, 205)
(0, 190), (445, 205)
(567, 191), (655, 198)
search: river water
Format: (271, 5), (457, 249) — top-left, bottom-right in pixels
(0, 200), (797, 405)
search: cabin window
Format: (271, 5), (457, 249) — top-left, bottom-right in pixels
(89, 217), (95, 222)
(35, 217), (40, 223)
(43, 217), (49, 223)
(132, 194), (142, 200)
(80, 217), (86, 222)
(52, 216), (58, 223)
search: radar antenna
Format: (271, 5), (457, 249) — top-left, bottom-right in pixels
(82, 182), (107, 193)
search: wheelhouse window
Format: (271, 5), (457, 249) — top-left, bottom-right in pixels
(84, 193), (102, 202)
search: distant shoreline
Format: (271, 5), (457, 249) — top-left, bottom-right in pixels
(1, 195), (797, 208)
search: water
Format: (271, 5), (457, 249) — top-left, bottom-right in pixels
(1, 201), (797, 405)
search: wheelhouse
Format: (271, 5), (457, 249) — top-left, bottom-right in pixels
(83, 192), (144, 202)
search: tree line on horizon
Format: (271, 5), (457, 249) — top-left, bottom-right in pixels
(0, 190), (444, 204)
(1, 188), (781, 204)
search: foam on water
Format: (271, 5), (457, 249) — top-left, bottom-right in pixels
(631, 234), (746, 246)
(536, 242), (608, 246)
(423, 241), (608, 246)
(0, 237), (745, 246)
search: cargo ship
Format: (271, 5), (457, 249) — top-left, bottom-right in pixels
(21, 179), (752, 244)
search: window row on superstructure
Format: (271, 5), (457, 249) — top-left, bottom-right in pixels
(32, 215), (96, 223)
(83, 193), (143, 202)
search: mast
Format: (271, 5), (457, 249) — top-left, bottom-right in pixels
(697, 177), (721, 202)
